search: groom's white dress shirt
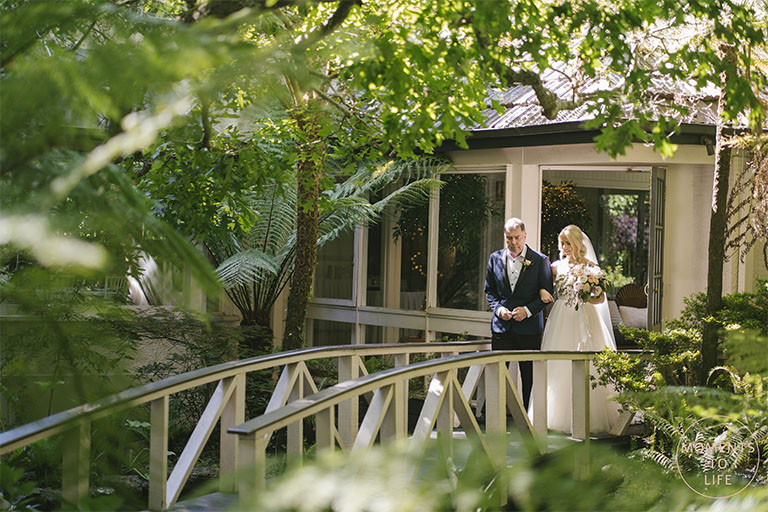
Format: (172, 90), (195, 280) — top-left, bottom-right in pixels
(505, 245), (527, 293)
(498, 246), (532, 319)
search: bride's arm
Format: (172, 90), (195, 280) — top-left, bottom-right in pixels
(585, 260), (605, 303)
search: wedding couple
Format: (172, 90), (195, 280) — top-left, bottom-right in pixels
(484, 217), (619, 435)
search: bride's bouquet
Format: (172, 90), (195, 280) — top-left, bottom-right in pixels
(556, 263), (610, 310)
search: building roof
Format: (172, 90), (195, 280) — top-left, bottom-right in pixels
(440, 68), (727, 151)
(479, 69), (721, 131)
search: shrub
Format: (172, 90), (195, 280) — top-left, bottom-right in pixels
(593, 282), (768, 487)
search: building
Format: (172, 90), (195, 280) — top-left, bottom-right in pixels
(298, 81), (767, 346)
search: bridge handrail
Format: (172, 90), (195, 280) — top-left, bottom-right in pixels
(228, 349), (621, 493)
(231, 350), (597, 436)
(0, 341), (489, 454)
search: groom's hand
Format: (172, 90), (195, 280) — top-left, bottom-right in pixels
(498, 307), (514, 321)
(511, 307), (527, 321)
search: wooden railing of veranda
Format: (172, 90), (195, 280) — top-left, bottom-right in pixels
(0, 341), (492, 511)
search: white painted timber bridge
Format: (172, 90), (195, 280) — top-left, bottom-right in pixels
(0, 341), (636, 510)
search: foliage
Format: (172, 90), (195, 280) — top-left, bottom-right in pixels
(0, 13), (238, 499)
(0, 458), (36, 511)
(602, 264), (636, 296)
(0, 270), (141, 425)
(132, 308), (272, 448)
(198, 156), (446, 329)
(594, 283), (768, 485)
(2, 0), (766, 289)
(134, 119), (292, 245)
(540, 181), (592, 261)
(595, 280), (768, 397)
(2, 0), (767, 507)
(596, 326), (702, 393)
(671, 279), (768, 338)
(0, 0), (243, 288)
(727, 127), (768, 267)
(232, 434), (768, 512)
(621, 380), (768, 486)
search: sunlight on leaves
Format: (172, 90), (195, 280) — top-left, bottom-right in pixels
(0, 215), (107, 269)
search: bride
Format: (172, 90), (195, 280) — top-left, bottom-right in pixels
(537, 225), (619, 435)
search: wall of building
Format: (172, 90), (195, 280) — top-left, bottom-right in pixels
(663, 163), (714, 321)
(447, 142), (718, 325)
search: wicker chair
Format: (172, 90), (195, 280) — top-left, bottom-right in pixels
(615, 283), (647, 308)
(612, 283), (648, 347)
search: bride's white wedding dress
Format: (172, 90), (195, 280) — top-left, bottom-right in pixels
(540, 259), (620, 435)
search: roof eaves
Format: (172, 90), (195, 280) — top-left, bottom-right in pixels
(440, 121), (717, 151)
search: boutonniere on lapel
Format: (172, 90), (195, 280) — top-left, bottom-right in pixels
(520, 258), (532, 275)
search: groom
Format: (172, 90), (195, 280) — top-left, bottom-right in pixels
(484, 217), (554, 410)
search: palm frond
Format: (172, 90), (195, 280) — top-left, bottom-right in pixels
(708, 365), (741, 391)
(316, 158), (446, 247)
(330, 155), (451, 201)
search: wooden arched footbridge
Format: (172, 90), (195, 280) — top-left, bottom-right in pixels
(0, 342), (635, 510)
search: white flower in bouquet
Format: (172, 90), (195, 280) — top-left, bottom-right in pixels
(556, 263), (610, 310)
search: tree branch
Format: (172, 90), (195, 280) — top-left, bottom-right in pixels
(200, 95), (212, 149)
(292, 0), (361, 55)
(199, 0), (343, 20)
(499, 68), (594, 119)
(468, 19), (592, 120)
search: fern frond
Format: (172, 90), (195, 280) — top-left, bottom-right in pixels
(637, 448), (675, 471)
(708, 365), (741, 391)
(216, 248), (279, 288)
(643, 409), (682, 442)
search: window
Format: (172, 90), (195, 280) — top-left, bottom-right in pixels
(366, 221), (384, 307)
(396, 196), (428, 311)
(312, 319), (352, 346)
(315, 231), (354, 300)
(436, 173), (504, 311)
(541, 168), (651, 299)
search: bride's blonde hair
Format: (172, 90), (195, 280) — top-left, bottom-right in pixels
(558, 225), (588, 261)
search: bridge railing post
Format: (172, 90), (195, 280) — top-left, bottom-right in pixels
(220, 373), (245, 493)
(316, 407), (335, 451)
(148, 396), (169, 511)
(61, 421), (90, 506)
(338, 355), (361, 449)
(570, 359), (590, 441)
(286, 367), (304, 466)
(393, 353), (410, 436)
(238, 432), (267, 494)
(531, 360), (547, 440)
(484, 361), (507, 464)
(380, 381), (406, 442)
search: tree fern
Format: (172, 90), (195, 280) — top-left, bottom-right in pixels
(215, 248), (279, 288)
(207, 155), (449, 328)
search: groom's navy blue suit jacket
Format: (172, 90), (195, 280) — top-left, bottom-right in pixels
(484, 245), (554, 337)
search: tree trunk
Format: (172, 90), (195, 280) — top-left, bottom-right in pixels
(282, 110), (323, 351)
(701, 42), (736, 385)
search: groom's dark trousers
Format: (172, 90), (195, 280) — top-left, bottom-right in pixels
(490, 332), (541, 410)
